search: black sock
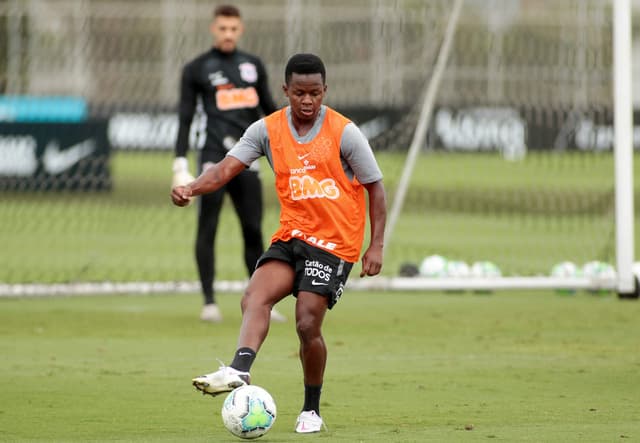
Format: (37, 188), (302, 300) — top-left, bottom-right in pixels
(302, 384), (322, 415)
(230, 347), (256, 373)
(203, 293), (214, 305)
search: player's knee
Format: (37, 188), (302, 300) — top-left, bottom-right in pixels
(240, 290), (254, 312)
(240, 287), (270, 312)
(295, 316), (321, 342)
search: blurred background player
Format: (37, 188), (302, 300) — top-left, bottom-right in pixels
(172, 4), (286, 323)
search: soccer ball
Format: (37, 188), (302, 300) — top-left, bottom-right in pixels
(550, 261), (579, 278)
(445, 260), (471, 278)
(419, 254), (448, 277)
(581, 260), (616, 295)
(550, 261), (580, 295)
(470, 261), (502, 278)
(398, 262), (420, 277)
(582, 260), (616, 280)
(469, 261), (501, 294)
(221, 385), (277, 439)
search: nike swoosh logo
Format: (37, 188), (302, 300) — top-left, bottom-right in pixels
(311, 280), (328, 286)
(238, 352), (252, 356)
(43, 139), (96, 175)
(297, 153), (310, 160)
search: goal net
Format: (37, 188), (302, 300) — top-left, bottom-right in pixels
(0, 0), (635, 295)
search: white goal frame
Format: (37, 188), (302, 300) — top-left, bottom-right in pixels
(613, 0), (637, 297)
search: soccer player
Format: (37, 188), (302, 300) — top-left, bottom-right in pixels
(171, 53), (387, 433)
(172, 4), (285, 323)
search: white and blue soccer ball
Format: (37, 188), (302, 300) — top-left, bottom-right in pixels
(419, 255), (448, 278)
(582, 260), (617, 294)
(550, 261), (580, 278)
(445, 260), (471, 278)
(470, 261), (502, 278)
(581, 260), (616, 280)
(550, 261), (581, 295)
(581, 260), (616, 294)
(221, 385), (277, 439)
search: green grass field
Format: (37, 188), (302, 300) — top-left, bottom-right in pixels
(1, 290), (639, 442)
(2, 150), (639, 441)
(1, 150), (638, 283)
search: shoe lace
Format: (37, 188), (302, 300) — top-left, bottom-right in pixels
(214, 358), (250, 384)
(321, 420), (329, 432)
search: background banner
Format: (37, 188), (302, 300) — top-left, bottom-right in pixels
(0, 121), (111, 191)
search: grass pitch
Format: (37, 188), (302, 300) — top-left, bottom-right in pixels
(1, 290), (639, 442)
(2, 150), (638, 283)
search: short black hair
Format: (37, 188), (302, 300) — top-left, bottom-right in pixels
(213, 4), (241, 18)
(284, 53), (326, 85)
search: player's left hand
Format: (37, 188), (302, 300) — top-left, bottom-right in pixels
(360, 245), (383, 277)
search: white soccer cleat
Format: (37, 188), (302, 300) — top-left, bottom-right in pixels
(295, 410), (326, 434)
(192, 365), (250, 396)
(200, 304), (222, 323)
(270, 308), (287, 323)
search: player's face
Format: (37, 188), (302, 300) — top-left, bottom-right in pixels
(283, 73), (327, 123)
(210, 16), (243, 53)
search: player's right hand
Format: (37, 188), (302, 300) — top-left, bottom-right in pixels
(171, 185), (192, 207)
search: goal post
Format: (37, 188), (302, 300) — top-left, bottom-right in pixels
(613, 0), (638, 298)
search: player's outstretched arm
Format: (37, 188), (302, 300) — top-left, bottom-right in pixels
(360, 180), (387, 277)
(171, 156), (247, 207)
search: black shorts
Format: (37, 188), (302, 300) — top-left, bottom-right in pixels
(256, 239), (353, 309)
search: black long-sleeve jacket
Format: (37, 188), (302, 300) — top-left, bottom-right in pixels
(175, 47), (278, 162)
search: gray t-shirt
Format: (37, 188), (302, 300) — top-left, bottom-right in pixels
(227, 105), (383, 184)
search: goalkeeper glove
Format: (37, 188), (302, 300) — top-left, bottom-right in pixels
(172, 157), (195, 186)
(172, 157), (195, 204)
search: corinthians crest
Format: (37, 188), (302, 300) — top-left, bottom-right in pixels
(238, 62), (257, 83)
